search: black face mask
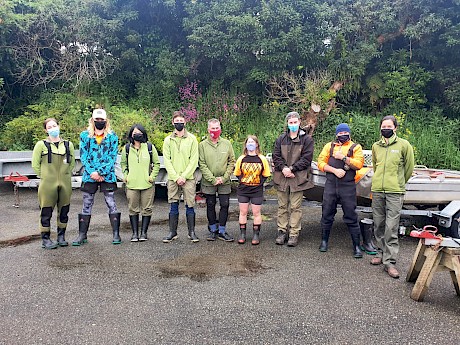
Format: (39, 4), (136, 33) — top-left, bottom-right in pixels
(174, 123), (185, 131)
(337, 134), (350, 144)
(94, 121), (106, 130)
(132, 133), (145, 143)
(381, 128), (394, 138)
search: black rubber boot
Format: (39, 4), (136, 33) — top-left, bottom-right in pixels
(57, 227), (68, 247)
(251, 224), (261, 245)
(41, 232), (58, 249)
(140, 216), (151, 241)
(129, 215), (139, 242)
(186, 213), (199, 243)
(360, 220), (378, 255)
(163, 214), (179, 243)
(319, 228), (330, 252)
(72, 214), (90, 246)
(109, 212), (122, 245)
(351, 233), (363, 259)
(238, 224), (247, 244)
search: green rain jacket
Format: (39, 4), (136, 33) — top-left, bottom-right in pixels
(371, 134), (415, 194)
(163, 130), (199, 181)
(121, 142), (160, 190)
(198, 137), (236, 187)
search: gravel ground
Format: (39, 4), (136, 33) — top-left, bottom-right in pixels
(0, 181), (459, 344)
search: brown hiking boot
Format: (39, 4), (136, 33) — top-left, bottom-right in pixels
(287, 235), (298, 247)
(370, 257), (382, 265)
(275, 231), (287, 245)
(384, 266), (400, 279)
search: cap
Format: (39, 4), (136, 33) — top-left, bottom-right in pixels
(285, 111), (300, 121)
(92, 109), (107, 120)
(335, 123), (351, 135)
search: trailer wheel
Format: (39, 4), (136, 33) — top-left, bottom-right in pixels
(450, 211), (460, 239)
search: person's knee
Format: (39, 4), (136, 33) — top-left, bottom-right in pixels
(170, 202), (179, 215)
(59, 204), (70, 223)
(40, 207), (53, 227)
(206, 196), (217, 208)
(219, 196), (230, 209)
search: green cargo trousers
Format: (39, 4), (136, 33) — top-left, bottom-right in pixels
(276, 187), (304, 236)
(372, 192), (404, 267)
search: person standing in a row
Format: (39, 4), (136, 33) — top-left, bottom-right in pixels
(32, 118), (75, 249)
(272, 111), (314, 247)
(370, 115), (414, 278)
(73, 108), (121, 246)
(234, 135), (271, 245)
(317, 123), (364, 258)
(162, 112), (200, 243)
(121, 124), (160, 242)
(199, 118), (236, 242)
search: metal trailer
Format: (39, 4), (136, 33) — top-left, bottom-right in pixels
(0, 151), (186, 188)
(302, 152), (460, 238)
(2, 150), (460, 237)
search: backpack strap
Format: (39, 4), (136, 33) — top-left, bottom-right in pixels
(64, 140), (70, 163)
(125, 143), (131, 171)
(147, 142), (154, 174)
(43, 140), (52, 163)
(329, 142), (335, 158)
(347, 143), (358, 157)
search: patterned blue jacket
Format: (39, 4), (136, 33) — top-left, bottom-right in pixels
(80, 130), (118, 183)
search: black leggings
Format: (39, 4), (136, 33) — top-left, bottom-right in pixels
(205, 193), (230, 226)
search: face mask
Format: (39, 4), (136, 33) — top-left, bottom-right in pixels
(381, 128), (394, 138)
(288, 124), (299, 132)
(48, 128), (60, 138)
(94, 121), (106, 130)
(132, 133), (145, 143)
(209, 129), (221, 139)
(337, 134), (350, 144)
(246, 143), (257, 152)
(174, 123), (185, 131)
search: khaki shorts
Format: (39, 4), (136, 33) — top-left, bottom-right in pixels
(167, 179), (197, 207)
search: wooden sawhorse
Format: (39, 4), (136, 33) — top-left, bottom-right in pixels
(406, 239), (460, 301)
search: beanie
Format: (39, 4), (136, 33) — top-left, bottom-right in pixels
(335, 123), (351, 135)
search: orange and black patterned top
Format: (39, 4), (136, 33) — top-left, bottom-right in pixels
(234, 154), (271, 198)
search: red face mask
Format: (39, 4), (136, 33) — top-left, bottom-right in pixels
(209, 129), (221, 139)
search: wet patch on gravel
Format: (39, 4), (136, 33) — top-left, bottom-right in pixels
(157, 251), (270, 282)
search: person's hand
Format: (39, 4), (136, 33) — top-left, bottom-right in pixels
(215, 177), (223, 185)
(90, 171), (101, 181)
(97, 176), (105, 182)
(148, 177), (153, 183)
(282, 167), (292, 177)
(176, 177), (186, 186)
(333, 151), (345, 161)
(334, 168), (346, 178)
(286, 172), (295, 178)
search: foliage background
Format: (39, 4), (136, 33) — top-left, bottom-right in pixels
(0, 0), (459, 169)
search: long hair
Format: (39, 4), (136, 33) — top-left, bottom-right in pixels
(243, 135), (261, 155)
(87, 117), (112, 138)
(127, 124), (148, 144)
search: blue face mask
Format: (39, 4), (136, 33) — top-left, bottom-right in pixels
(48, 128), (60, 138)
(288, 124), (299, 132)
(246, 143), (257, 152)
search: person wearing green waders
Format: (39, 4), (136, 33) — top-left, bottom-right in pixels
(32, 118), (76, 249)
